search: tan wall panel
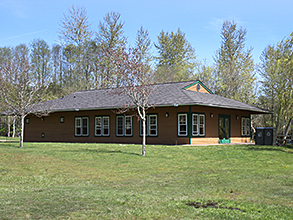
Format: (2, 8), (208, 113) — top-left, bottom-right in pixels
(231, 137), (251, 143)
(185, 83), (210, 94)
(191, 138), (219, 145)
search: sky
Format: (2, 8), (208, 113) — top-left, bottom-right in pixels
(0, 0), (292, 65)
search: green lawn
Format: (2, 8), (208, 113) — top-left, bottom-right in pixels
(0, 136), (20, 141)
(0, 142), (292, 219)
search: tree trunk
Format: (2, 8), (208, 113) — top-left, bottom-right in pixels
(12, 116), (16, 138)
(7, 116), (10, 137)
(142, 117), (146, 156)
(19, 115), (25, 148)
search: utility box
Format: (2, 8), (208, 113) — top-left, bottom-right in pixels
(256, 127), (274, 145)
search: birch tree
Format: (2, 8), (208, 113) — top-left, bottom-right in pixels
(0, 45), (49, 148)
(100, 44), (153, 156)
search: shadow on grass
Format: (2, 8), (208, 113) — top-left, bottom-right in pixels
(244, 145), (293, 154)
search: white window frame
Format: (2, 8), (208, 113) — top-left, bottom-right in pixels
(75, 117), (89, 137)
(95, 116), (110, 137)
(192, 114), (205, 136)
(148, 115), (157, 136)
(178, 114), (188, 136)
(140, 114), (158, 136)
(125, 116), (132, 136)
(116, 115), (132, 136)
(241, 117), (250, 136)
(116, 116), (124, 136)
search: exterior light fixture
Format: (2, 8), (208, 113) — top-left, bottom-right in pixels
(236, 115), (239, 119)
(166, 112), (169, 118)
(210, 113), (213, 118)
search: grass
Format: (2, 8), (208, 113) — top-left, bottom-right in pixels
(0, 142), (292, 219)
(0, 136), (20, 141)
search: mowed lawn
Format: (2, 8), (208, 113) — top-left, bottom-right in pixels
(0, 142), (292, 219)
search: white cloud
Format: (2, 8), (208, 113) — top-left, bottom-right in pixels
(0, 30), (47, 42)
(206, 18), (224, 31)
(206, 17), (246, 32)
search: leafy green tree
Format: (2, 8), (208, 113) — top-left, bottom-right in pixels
(154, 28), (197, 83)
(136, 26), (152, 63)
(97, 12), (127, 49)
(96, 12), (127, 88)
(194, 60), (215, 92)
(213, 20), (256, 104)
(58, 5), (93, 91)
(258, 33), (293, 137)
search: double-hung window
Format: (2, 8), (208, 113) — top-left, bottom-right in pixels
(116, 115), (132, 136)
(75, 117), (89, 136)
(192, 114), (205, 136)
(140, 114), (158, 136)
(241, 117), (250, 136)
(178, 114), (188, 136)
(95, 116), (110, 136)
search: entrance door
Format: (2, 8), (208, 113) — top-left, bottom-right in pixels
(219, 115), (230, 144)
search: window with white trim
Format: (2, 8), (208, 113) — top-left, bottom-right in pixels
(140, 114), (158, 136)
(95, 116), (110, 136)
(192, 114), (205, 136)
(116, 115), (132, 136)
(178, 114), (187, 136)
(75, 117), (89, 136)
(241, 117), (250, 136)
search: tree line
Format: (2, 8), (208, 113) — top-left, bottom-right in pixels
(0, 6), (292, 141)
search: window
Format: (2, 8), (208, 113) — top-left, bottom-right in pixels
(75, 117), (89, 136)
(178, 114), (187, 136)
(192, 114), (205, 136)
(116, 115), (132, 136)
(117, 116), (124, 136)
(140, 114), (158, 136)
(95, 116), (110, 136)
(241, 117), (250, 136)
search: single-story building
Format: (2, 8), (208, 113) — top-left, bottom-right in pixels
(24, 80), (269, 145)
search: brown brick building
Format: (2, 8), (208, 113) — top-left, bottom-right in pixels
(24, 81), (269, 145)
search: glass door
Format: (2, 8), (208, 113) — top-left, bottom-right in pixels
(219, 115), (230, 143)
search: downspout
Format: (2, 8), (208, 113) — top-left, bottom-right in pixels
(189, 106), (192, 145)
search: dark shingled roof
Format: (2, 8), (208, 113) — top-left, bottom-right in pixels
(37, 81), (269, 114)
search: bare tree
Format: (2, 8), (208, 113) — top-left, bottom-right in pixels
(100, 44), (153, 156)
(0, 46), (50, 148)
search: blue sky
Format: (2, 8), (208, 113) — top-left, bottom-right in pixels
(0, 0), (292, 64)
